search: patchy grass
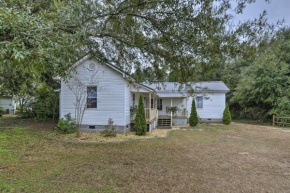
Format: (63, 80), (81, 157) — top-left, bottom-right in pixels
(59, 129), (171, 143)
(177, 123), (231, 132)
(1, 118), (290, 192)
(233, 119), (272, 126)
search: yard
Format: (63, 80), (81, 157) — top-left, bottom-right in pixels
(1, 117), (290, 192)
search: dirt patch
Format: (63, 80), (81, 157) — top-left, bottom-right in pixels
(59, 129), (171, 143)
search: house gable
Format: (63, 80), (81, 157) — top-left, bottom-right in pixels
(60, 58), (127, 127)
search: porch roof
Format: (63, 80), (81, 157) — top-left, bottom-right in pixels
(158, 93), (187, 98)
(143, 81), (230, 93)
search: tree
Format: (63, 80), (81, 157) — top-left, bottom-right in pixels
(231, 28), (290, 120)
(223, 104), (232, 125)
(86, 0), (275, 82)
(0, 1), (84, 78)
(135, 95), (147, 136)
(32, 84), (59, 121)
(1, 0), (276, 87)
(189, 100), (199, 126)
(67, 66), (101, 137)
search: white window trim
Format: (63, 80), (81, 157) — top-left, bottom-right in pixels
(196, 96), (203, 109)
(87, 86), (98, 109)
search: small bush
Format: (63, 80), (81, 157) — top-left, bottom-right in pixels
(100, 118), (116, 137)
(189, 100), (199, 126)
(16, 108), (34, 118)
(0, 108), (4, 117)
(55, 113), (76, 134)
(223, 104), (232, 125)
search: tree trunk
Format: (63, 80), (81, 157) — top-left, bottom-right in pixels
(76, 124), (81, 138)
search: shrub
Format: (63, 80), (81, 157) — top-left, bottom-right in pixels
(168, 106), (179, 116)
(130, 105), (138, 120)
(223, 104), (232, 125)
(135, 95), (147, 136)
(100, 118), (117, 137)
(0, 108), (4, 117)
(55, 113), (76, 134)
(189, 99), (199, 126)
(15, 106), (34, 118)
(33, 85), (59, 121)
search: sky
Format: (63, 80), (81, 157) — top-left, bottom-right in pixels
(233, 0), (290, 26)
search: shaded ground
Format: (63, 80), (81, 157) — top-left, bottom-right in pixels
(1, 118), (290, 192)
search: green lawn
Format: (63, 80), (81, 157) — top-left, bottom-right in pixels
(1, 118), (290, 192)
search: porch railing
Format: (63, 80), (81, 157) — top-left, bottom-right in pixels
(131, 108), (158, 122)
(145, 108), (158, 121)
(166, 108), (187, 117)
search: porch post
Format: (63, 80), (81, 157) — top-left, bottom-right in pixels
(149, 93), (151, 121)
(185, 97), (188, 117)
(171, 98), (172, 127)
(149, 93), (151, 109)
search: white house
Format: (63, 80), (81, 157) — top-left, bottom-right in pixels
(0, 96), (15, 114)
(56, 55), (230, 134)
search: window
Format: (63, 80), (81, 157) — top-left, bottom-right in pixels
(88, 62), (96, 71)
(151, 99), (154, 109)
(87, 86), (97, 108)
(157, 99), (162, 110)
(196, 96), (203, 108)
(133, 94), (135, 106)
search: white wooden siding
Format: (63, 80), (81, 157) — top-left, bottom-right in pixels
(60, 60), (126, 126)
(124, 81), (131, 125)
(187, 93), (226, 119)
(0, 98), (14, 110)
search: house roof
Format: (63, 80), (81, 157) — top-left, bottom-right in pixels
(144, 81), (230, 93)
(56, 54), (229, 94)
(54, 53), (157, 93)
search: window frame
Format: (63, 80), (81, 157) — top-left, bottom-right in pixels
(157, 99), (162, 110)
(87, 86), (97, 109)
(196, 96), (203, 109)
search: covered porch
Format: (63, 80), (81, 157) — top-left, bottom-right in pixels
(130, 84), (159, 132)
(157, 93), (188, 127)
(130, 92), (159, 123)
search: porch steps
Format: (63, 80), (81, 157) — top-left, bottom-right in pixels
(158, 119), (171, 127)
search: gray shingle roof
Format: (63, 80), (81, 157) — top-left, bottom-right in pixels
(144, 81), (230, 93)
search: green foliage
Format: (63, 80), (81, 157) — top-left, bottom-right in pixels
(100, 118), (116, 137)
(55, 113), (76, 134)
(223, 104), (231, 125)
(0, 2), (83, 78)
(0, 0), (274, 89)
(189, 100), (199, 126)
(231, 28), (290, 120)
(16, 109), (34, 118)
(31, 85), (59, 121)
(0, 108), (4, 117)
(134, 95), (147, 136)
(168, 107), (179, 116)
(130, 105), (138, 120)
